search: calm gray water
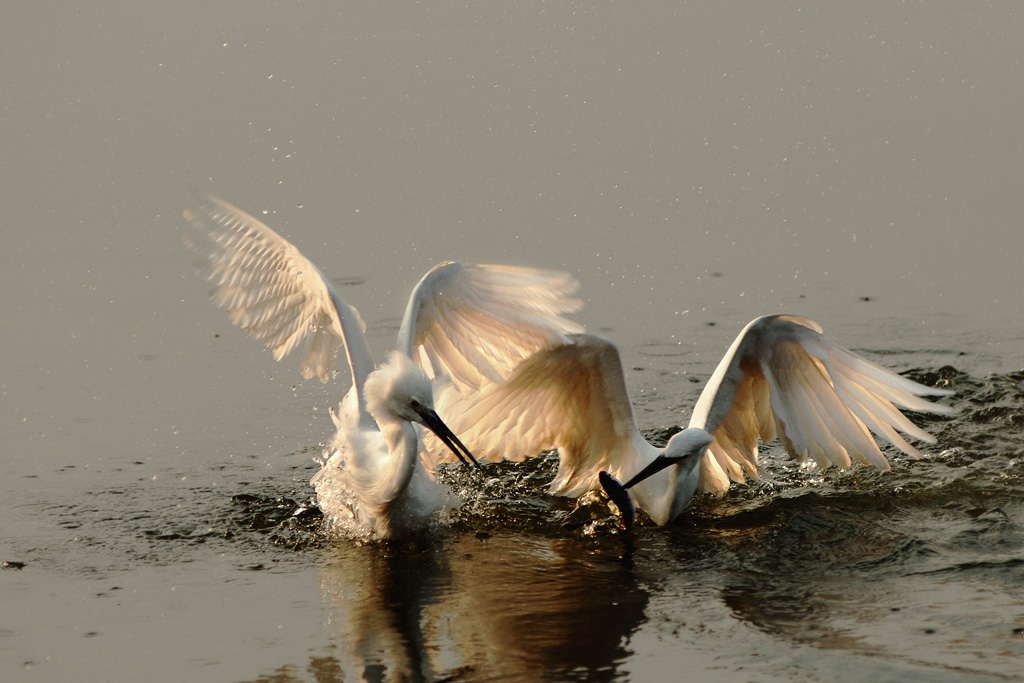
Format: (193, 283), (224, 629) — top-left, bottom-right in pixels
(3, 3), (1023, 681)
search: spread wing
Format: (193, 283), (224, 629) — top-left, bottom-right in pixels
(427, 334), (650, 496)
(397, 262), (584, 393)
(690, 315), (954, 494)
(182, 195), (375, 396)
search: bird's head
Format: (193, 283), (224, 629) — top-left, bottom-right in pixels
(365, 352), (481, 472)
(365, 351), (436, 425)
(661, 428), (715, 522)
(600, 427), (715, 530)
(662, 428), (715, 462)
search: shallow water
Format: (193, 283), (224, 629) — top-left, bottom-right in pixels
(4, 3), (1024, 682)
(5, 352), (1023, 681)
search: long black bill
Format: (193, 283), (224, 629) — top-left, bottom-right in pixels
(416, 406), (484, 474)
(622, 453), (679, 489)
(599, 454), (686, 532)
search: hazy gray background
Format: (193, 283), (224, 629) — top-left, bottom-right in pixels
(4, 3), (1022, 453)
(2, 3), (1022, 681)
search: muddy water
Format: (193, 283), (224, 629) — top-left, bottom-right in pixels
(3, 3), (1024, 682)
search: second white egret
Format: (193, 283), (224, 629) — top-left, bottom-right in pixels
(427, 316), (954, 529)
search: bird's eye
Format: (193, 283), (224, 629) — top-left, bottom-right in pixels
(409, 399), (421, 409)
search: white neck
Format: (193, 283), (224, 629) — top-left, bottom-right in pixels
(370, 418), (419, 507)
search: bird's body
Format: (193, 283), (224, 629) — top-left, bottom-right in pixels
(183, 195), (582, 539)
(429, 316), (953, 527)
(311, 353), (462, 538)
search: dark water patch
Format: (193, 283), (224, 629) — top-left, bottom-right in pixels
(920, 367), (1024, 457)
(643, 425), (683, 447)
(436, 452), (576, 534)
(682, 490), (925, 579)
(227, 493), (323, 551)
(12, 472), (326, 578)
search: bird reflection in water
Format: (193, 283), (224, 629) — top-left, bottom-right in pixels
(240, 531), (647, 682)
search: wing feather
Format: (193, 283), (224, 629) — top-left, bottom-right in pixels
(427, 335), (648, 496)
(183, 195), (374, 394)
(397, 262), (584, 392)
(689, 315), (952, 493)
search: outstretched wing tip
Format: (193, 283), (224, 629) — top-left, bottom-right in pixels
(693, 314), (955, 480)
(181, 195), (363, 385)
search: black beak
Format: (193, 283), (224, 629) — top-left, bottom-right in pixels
(621, 453), (679, 489)
(415, 406), (483, 474)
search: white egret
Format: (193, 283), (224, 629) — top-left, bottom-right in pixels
(428, 316), (953, 529)
(183, 195), (582, 539)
